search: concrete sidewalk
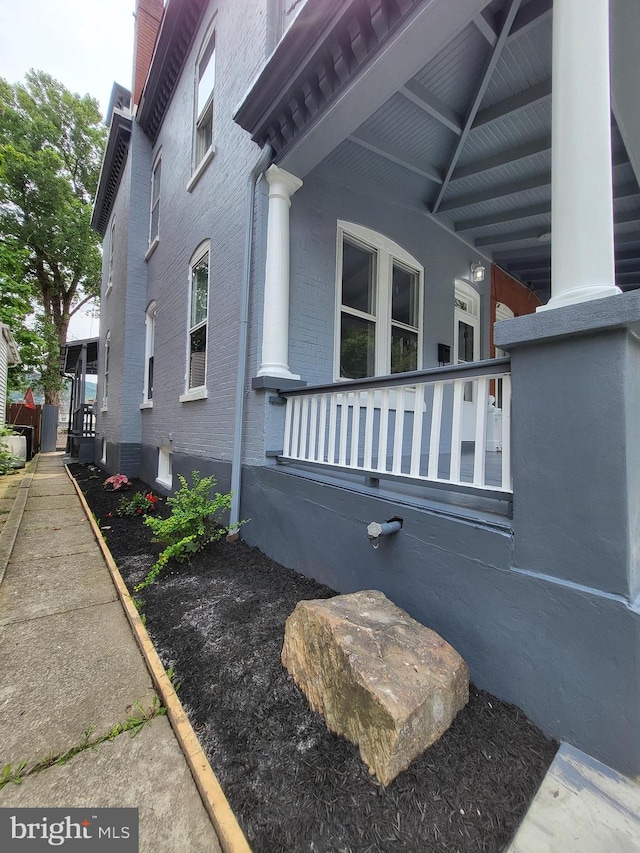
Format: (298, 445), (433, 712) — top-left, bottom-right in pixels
(0, 453), (222, 852)
(1, 453), (638, 853)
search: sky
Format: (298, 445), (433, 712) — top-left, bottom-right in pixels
(0, 0), (138, 339)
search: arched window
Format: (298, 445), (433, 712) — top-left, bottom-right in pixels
(335, 222), (423, 379)
(142, 302), (157, 405)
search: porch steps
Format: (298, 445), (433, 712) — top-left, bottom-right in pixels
(507, 742), (640, 852)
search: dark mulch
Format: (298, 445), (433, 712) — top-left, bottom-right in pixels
(70, 463), (557, 853)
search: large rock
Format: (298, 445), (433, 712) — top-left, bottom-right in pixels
(282, 590), (469, 785)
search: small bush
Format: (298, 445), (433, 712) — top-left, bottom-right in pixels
(0, 443), (17, 476)
(116, 491), (160, 517)
(135, 471), (243, 591)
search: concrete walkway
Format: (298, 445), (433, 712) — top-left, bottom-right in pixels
(0, 453), (222, 852)
(1, 454), (639, 853)
(507, 742), (640, 853)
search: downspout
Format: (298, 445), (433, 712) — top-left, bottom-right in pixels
(228, 142), (273, 538)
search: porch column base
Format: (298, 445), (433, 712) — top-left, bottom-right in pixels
(256, 365), (301, 381)
(538, 282), (622, 312)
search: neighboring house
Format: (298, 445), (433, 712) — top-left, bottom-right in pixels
(92, 0), (640, 775)
(0, 324), (20, 428)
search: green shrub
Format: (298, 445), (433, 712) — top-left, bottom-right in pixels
(135, 472), (242, 591)
(0, 428), (19, 475)
(0, 443), (17, 476)
(116, 491), (160, 517)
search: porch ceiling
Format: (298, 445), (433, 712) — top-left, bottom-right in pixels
(320, 0), (640, 301)
(236, 0), (640, 302)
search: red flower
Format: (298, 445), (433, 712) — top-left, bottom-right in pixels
(105, 512), (113, 518)
(137, 508), (143, 515)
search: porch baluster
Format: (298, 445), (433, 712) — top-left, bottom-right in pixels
(450, 380), (464, 483)
(472, 377), (490, 486)
(410, 384), (425, 478)
(392, 387), (406, 474)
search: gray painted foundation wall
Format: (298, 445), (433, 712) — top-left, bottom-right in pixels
(239, 464), (640, 777)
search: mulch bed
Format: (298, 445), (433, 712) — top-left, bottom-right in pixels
(69, 463), (557, 853)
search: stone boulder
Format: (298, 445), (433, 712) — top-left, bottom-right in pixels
(282, 590), (469, 785)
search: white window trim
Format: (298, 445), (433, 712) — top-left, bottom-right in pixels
(186, 145), (215, 192)
(100, 437), (107, 465)
(192, 18), (216, 176)
(101, 331), (110, 411)
(184, 240), (210, 396)
(106, 217), (115, 296)
(142, 301), (156, 406)
(179, 387), (209, 403)
(334, 221), (424, 381)
(148, 150), (162, 248)
(157, 446), (172, 489)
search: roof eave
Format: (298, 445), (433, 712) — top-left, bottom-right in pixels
(1, 324), (20, 366)
(233, 0), (349, 142)
(90, 110), (133, 237)
(137, 0), (208, 143)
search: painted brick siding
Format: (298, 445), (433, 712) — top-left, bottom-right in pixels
(139, 0), (271, 471)
(97, 122), (153, 473)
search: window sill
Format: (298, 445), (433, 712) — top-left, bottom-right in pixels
(140, 400), (153, 410)
(179, 387), (208, 403)
(186, 146), (215, 192)
(100, 406), (108, 414)
(156, 476), (172, 489)
(145, 236), (160, 260)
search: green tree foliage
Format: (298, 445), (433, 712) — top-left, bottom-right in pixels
(0, 71), (106, 403)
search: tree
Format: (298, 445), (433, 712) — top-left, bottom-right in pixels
(0, 71), (106, 404)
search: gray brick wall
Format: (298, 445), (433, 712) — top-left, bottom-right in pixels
(99, 0), (491, 474)
(96, 122), (153, 474)
(138, 0), (271, 472)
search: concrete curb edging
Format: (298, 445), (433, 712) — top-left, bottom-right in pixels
(66, 466), (252, 853)
(0, 463), (35, 587)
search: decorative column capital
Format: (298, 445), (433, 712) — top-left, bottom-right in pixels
(265, 165), (303, 205)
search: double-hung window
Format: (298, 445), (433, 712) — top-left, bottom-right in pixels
(336, 223), (423, 379)
(186, 243), (209, 392)
(195, 26), (215, 167)
(149, 154), (161, 248)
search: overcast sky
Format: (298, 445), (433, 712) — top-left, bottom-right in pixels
(0, 0), (138, 339)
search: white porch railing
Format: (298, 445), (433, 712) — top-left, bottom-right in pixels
(279, 359), (512, 498)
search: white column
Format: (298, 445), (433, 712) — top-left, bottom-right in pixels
(541, 0), (621, 311)
(257, 164), (303, 379)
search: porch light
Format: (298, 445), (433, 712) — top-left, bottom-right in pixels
(471, 261), (485, 283)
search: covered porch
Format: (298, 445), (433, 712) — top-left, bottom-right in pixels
(235, 0), (640, 776)
(235, 0), (639, 500)
(61, 337), (98, 462)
